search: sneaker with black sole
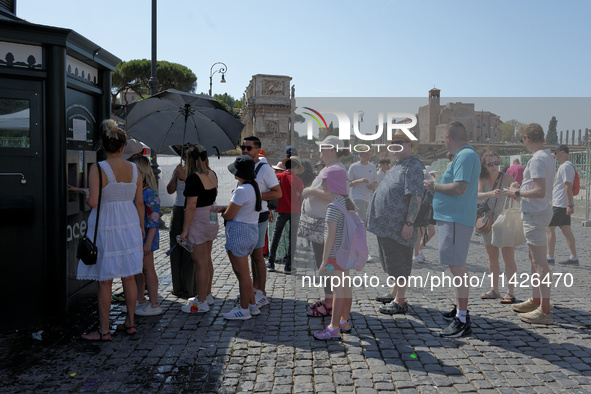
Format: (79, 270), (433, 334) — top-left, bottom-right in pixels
(375, 293), (395, 304)
(439, 313), (471, 338)
(558, 258), (579, 265)
(547, 258), (555, 265)
(441, 305), (457, 321)
(379, 301), (409, 315)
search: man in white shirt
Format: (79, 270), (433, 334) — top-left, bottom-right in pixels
(547, 144), (578, 265)
(348, 151), (378, 222)
(505, 123), (556, 325)
(240, 136), (282, 308)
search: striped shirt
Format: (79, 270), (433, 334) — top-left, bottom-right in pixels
(325, 197), (346, 258)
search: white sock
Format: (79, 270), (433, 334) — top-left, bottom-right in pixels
(547, 255), (554, 260)
(570, 255), (578, 260)
(456, 309), (467, 323)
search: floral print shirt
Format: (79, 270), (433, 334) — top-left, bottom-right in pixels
(143, 187), (160, 252)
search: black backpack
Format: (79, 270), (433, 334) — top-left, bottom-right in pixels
(404, 158), (434, 228)
(255, 162), (279, 211)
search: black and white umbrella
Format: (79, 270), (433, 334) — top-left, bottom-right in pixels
(125, 89), (243, 156)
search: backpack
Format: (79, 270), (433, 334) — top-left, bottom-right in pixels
(329, 201), (369, 271)
(403, 158), (434, 228)
(255, 162), (279, 210)
(414, 189), (434, 228)
(568, 163), (580, 196)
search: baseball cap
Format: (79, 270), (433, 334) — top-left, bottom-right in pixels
(552, 144), (569, 154)
(285, 145), (298, 157)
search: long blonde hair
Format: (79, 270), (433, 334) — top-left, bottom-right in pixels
(130, 156), (157, 191)
(185, 144), (210, 175)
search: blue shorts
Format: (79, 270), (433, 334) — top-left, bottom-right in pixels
(225, 220), (259, 258)
(255, 219), (268, 250)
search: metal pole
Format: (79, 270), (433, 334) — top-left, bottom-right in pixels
(148, 0), (159, 96)
(209, 62), (227, 96)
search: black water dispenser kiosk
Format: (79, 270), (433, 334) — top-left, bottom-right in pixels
(0, 17), (120, 329)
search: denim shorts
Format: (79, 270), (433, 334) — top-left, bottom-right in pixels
(225, 220), (259, 258)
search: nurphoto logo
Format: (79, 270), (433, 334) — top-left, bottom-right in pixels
(301, 107), (418, 153)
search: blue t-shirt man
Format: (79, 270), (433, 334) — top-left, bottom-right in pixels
(433, 146), (480, 227)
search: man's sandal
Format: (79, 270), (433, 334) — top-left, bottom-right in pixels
(116, 324), (137, 335)
(500, 293), (516, 304)
(81, 330), (111, 341)
(306, 303), (332, 317)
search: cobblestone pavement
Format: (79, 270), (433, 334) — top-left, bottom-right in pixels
(1, 214), (590, 393)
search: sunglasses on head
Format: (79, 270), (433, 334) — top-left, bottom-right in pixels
(240, 145), (254, 151)
(486, 161), (499, 167)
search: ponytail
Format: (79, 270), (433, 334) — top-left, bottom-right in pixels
(345, 197), (356, 211)
(244, 180), (262, 212)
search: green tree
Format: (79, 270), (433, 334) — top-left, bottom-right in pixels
(546, 116), (558, 144)
(112, 59), (197, 103)
(499, 120), (525, 142)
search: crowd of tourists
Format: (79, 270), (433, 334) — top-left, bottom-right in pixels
(73, 119), (574, 341)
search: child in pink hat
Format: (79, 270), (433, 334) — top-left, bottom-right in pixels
(311, 166), (356, 340)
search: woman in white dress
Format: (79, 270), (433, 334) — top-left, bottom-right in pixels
(77, 120), (145, 341)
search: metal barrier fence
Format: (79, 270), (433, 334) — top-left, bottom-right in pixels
(500, 150), (591, 223)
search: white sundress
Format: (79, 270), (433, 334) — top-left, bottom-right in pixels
(76, 161), (143, 281)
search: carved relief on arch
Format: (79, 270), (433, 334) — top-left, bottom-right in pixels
(265, 120), (279, 133)
(262, 80), (284, 96)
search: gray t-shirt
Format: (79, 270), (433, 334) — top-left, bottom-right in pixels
(367, 155), (424, 247)
(552, 161), (575, 208)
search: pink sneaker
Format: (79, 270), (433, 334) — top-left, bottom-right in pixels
(313, 325), (341, 341)
(339, 320), (351, 333)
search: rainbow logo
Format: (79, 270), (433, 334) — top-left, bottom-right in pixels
(302, 107), (329, 131)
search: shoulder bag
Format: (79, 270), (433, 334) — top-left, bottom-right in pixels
(77, 162), (103, 265)
(475, 172), (503, 234)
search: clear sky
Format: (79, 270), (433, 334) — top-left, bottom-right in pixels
(16, 0), (591, 130)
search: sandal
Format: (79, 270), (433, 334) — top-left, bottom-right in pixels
(306, 303), (332, 317)
(500, 293), (516, 304)
(480, 290), (501, 299)
(116, 323), (137, 335)
(81, 330), (111, 341)
(308, 300), (324, 310)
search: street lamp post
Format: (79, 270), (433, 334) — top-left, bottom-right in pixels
(209, 62), (227, 96)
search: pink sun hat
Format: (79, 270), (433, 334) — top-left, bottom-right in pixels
(317, 165), (348, 196)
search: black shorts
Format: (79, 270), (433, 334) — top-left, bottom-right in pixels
(549, 206), (571, 227)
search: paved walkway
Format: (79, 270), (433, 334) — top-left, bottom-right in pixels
(1, 214), (590, 393)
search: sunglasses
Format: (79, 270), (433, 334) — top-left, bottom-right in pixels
(486, 161), (499, 167)
(391, 140), (408, 145)
(240, 145), (255, 151)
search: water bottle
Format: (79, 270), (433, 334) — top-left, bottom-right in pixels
(209, 203), (218, 224)
(176, 235), (196, 253)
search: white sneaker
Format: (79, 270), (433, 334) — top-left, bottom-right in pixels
(206, 293), (215, 305)
(121, 300), (146, 313)
(255, 290), (269, 308)
(135, 303), (163, 316)
(223, 306), (252, 320)
(249, 304), (261, 316)
(181, 299), (209, 314)
(414, 253), (425, 263)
